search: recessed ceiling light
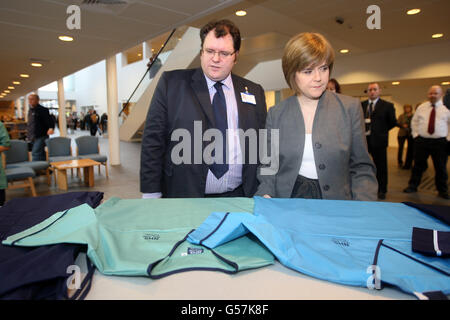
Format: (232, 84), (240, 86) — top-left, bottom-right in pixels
(407, 9), (421, 15)
(58, 35), (74, 42)
(432, 33), (443, 39)
(8, 86), (14, 89)
(392, 81), (400, 85)
(13, 81), (20, 85)
(340, 49), (349, 54)
(235, 10), (247, 16)
(442, 81), (450, 85)
(20, 74), (30, 78)
(31, 62), (43, 67)
(4, 90), (10, 93)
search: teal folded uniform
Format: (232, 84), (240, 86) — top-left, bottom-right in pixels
(2, 197), (274, 278)
(188, 197), (450, 298)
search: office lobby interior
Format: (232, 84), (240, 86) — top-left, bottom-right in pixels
(0, 0), (449, 302)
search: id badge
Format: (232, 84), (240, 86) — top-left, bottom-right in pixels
(240, 92), (256, 105)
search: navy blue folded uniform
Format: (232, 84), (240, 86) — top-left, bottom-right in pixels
(0, 192), (103, 300)
(403, 202), (450, 225)
(412, 227), (450, 257)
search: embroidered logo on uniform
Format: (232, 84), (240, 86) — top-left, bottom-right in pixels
(143, 233), (160, 241)
(187, 248), (204, 255)
(332, 238), (350, 247)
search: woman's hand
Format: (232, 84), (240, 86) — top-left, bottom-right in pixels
(263, 194), (271, 198)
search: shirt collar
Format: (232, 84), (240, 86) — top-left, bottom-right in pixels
(430, 99), (443, 107)
(369, 97), (379, 105)
(204, 73), (233, 91)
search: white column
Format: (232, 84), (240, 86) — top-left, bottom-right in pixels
(105, 55), (120, 165)
(24, 93), (30, 122)
(15, 98), (23, 119)
(57, 79), (67, 137)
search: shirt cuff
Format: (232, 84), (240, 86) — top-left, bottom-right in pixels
(142, 192), (162, 199)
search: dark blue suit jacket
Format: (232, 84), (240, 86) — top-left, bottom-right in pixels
(140, 68), (267, 197)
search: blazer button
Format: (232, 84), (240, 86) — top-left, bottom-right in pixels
(319, 164), (326, 170)
(323, 185), (330, 191)
(315, 143), (322, 149)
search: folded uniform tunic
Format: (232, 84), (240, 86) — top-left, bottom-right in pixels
(2, 197), (274, 278)
(188, 197), (450, 299)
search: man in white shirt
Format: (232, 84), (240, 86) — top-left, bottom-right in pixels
(404, 85), (450, 199)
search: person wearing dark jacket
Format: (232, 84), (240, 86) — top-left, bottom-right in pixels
(140, 20), (267, 198)
(27, 94), (55, 161)
(361, 83), (397, 199)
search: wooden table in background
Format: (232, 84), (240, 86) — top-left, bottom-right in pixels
(50, 159), (101, 191)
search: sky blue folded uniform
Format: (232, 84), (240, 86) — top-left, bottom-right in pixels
(188, 197), (450, 298)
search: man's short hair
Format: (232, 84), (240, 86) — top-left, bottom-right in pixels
(29, 93), (40, 100)
(200, 19), (241, 52)
(282, 32), (335, 95)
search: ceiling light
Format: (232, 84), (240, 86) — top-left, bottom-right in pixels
(20, 74), (30, 78)
(58, 35), (74, 42)
(137, 53), (142, 57)
(340, 49), (349, 54)
(4, 90), (10, 93)
(235, 10), (247, 17)
(8, 86), (14, 89)
(432, 33), (443, 39)
(407, 9), (421, 15)
(31, 62), (43, 67)
(442, 81), (450, 85)
(13, 81), (20, 85)
(392, 81), (400, 85)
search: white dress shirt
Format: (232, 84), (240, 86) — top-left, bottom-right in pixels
(204, 73), (243, 194)
(298, 134), (318, 179)
(411, 99), (450, 140)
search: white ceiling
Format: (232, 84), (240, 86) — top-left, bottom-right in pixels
(0, 0), (240, 100)
(1, 0), (449, 101)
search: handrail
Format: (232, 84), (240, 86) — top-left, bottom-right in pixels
(118, 28), (177, 117)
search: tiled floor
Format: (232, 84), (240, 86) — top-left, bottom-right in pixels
(5, 128), (449, 205)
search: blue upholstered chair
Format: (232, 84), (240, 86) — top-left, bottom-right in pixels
(5, 166), (37, 197)
(75, 136), (108, 178)
(45, 137), (78, 183)
(2, 139), (50, 185)
(45, 137), (77, 163)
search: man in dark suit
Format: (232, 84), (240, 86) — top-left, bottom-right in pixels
(140, 20), (267, 198)
(27, 93), (55, 161)
(361, 83), (397, 199)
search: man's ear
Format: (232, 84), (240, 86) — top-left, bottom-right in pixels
(234, 50), (239, 64)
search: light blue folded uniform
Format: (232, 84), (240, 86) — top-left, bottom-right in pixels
(188, 197), (450, 298)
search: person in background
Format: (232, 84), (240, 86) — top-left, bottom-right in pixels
(100, 113), (108, 133)
(397, 104), (414, 170)
(256, 32), (377, 201)
(361, 83), (397, 200)
(443, 88), (450, 110)
(404, 85), (449, 199)
(89, 110), (100, 137)
(0, 121), (11, 206)
(26, 94), (55, 161)
(327, 78), (341, 94)
(85, 111), (91, 131)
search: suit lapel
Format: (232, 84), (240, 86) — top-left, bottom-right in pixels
(231, 74), (250, 131)
(288, 96), (305, 173)
(190, 68), (215, 127)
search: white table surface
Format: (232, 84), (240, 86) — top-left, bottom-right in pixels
(74, 253), (416, 300)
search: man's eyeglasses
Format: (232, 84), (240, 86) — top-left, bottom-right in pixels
(202, 48), (236, 59)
